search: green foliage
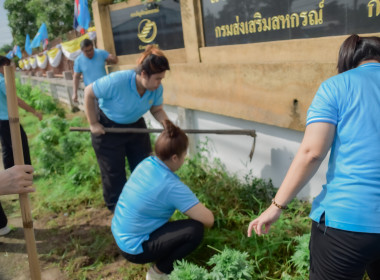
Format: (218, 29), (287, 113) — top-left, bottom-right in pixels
(208, 248), (254, 280)
(170, 260), (210, 280)
(0, 44), (13, 56)
(4, 0), (37, 47)
(16, 80), (65, 116)
(4, 0), (94, 47)
(16, 80), (102, 213)
(4, 0), (159, 47)
(170, 248), (254, 280)
(289, 233), (310, 279)
(173, 142), (312, 279)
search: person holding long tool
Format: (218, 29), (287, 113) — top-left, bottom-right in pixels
(247, 35), (380, 279)
(0, 56), (42, 235)
(112, 120), (214, 280)
(0, 165), (35, 196)
(84, 45), (170, 212)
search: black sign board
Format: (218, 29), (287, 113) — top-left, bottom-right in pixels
(202, 0), (380, 47)
(110, 0), (184, 56)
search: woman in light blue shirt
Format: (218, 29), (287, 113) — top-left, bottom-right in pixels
(84, 45), (171, 212)
(112, 120), (214, 280)
(248, 35), (380, 280)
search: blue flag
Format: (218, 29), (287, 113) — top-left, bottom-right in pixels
(31, 23), (49, 49)
(25, 34), (32, 55)
(13, 46), (22, 59)
(78, 0), (91, 30)
(5, 51), (13, 59)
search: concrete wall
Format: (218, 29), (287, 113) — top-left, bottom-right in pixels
(145, 104), (328, 201)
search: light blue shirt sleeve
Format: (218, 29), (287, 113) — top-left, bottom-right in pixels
(166, 181), (199, 213)
(306, 80), (339, 126)
(99, 49), (110, 60)
(73, 57), (81, 73)
(93, 74), (117, 100)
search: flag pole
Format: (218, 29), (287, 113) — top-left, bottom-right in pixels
(4, 66), (41, 280)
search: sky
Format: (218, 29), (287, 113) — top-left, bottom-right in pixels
(0, 0), (13, 48)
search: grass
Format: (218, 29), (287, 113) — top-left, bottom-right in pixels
(5, 82), (321, 279)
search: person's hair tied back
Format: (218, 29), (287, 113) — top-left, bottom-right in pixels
(155, 120), (188, 161)
(136, 45), (170, 77)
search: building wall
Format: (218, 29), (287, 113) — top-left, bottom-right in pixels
(20, 0), (379, 200)
(94, 0), (380, 131)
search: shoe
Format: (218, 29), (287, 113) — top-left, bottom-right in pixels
(0, 225), (11, 236)
(146, 266), (169, 280)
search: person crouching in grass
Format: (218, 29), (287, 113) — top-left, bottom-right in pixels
(111, 120), (214, 280)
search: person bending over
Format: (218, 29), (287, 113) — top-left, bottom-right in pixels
(84, 45), (170, 212)
(112, 120), (214, 280)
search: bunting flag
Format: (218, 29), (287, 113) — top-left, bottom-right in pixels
(13, 45), (22, 59)
(18, 60), (24, 70)
(5, 50), (13, 59)
(19, 27), (96, 69)
(25, 34), (32, 55)
(61, 33), (91, 61)
(29, 56), (37, 69)
(47, 46), (63, 67)
(23, 59), (31, 70)
(78, 0), (91, 31)
(36, 53), (48, 69)
(31, 23), (49, 49)
(88, 26), (96, 40)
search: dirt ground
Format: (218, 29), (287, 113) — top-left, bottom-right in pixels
(0, 200), (65, 280)
(0, 197), (124, 280)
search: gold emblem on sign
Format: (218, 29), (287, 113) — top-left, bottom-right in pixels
(137, 19), (158, 43)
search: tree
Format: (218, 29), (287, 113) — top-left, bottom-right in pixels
(4, 0), (37, 47)
(4, 0), (157, 49)
(4, 0), (95, 48)
(0, 44), (13, 56)
(26, 0), (95, 40)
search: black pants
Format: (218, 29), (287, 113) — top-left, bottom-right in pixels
(120, 219), (204, 274)
(309, 214), (380, 280)
(91, 111), (152, 212)
(0, 120), (31, 228)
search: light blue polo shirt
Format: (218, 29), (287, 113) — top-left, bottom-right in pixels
(0, 73), (9, 120)
(93, 70), (163, 124)
(308, 62), (380, 233)
(111, 156), (199, 254)
(73, 48), (109, 86)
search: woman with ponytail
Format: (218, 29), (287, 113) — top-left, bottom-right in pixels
(84, 45), (171, 212)
(112, 120), (214, 280)
(248, 34), (380, 279)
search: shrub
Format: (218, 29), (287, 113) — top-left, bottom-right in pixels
(16, 79), (65, 117)
(170, 248), (254, 280)
(208, 248), (254, 280)
(170, 260), (210, 280)
(289, 233), (310, 278)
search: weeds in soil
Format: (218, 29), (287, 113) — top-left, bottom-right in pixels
(8, 82), (317, 279)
